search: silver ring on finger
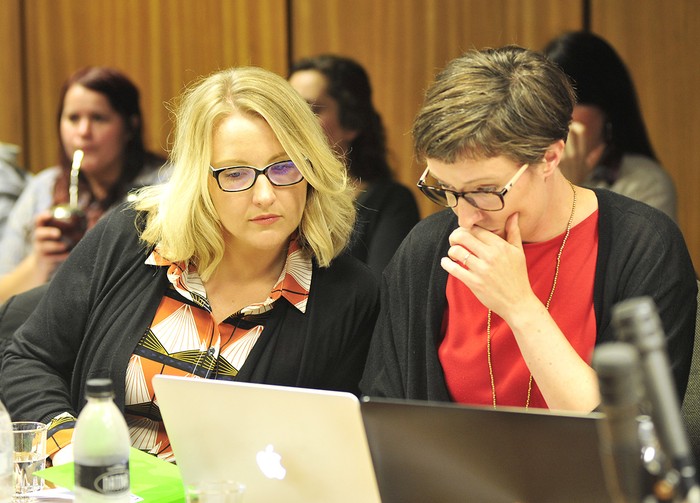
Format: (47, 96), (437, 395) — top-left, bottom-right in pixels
(462, 251), (471, 267)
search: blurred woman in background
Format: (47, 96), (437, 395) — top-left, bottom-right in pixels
(289, 55), (420, 277)
(544, 31), (677, 220)
(0, 66), (167, 302)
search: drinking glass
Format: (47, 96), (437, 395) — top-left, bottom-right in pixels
(185, 481), (246, 503)
(12, 422), (47, 500)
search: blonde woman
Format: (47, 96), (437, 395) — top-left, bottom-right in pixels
(2, 67), (379, 462)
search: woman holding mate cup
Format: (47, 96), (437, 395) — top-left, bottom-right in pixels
(0, 66), (167, 302)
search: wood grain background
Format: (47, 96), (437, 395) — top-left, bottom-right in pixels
(1, 0), (699, 271)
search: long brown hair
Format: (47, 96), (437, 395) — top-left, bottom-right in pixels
(289, 55), (392, 182)
(53, 66), (161, 220)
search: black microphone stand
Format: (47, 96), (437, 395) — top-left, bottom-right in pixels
(610, 297), (700, 503)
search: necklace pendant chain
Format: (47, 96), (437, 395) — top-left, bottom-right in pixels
(487, 181), (577, 408)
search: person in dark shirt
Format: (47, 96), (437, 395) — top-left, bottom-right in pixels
(360, 46), (695, 412)
(289, 55), (420, 277)
(2, 66), (379, 464)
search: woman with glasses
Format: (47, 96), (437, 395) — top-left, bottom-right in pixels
(2, 67), (379, 463)
(360, 46), (696, 412)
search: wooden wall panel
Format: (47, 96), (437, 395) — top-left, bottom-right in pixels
(291, 0), (582, 219)
(21, 0), (287, 174)
(0, 0), (24, 163)
(12, 1), (698, 266)
(591, 0), (700, 270)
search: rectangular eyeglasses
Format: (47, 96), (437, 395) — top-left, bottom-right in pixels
(416, 163), (529, 211)
(210, 159), (304, 192)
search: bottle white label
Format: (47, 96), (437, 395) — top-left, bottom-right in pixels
(75, 462), (130, 495)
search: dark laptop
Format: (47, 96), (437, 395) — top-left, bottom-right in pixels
(360, 397), (613, 503)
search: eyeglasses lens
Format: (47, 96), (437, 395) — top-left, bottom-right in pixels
(218, 161), (302, 191)
(419, 185), (502, 210)
(468, 193), (503, 211)
(268, 161), (302, 185)
(220, 168), (254, 191)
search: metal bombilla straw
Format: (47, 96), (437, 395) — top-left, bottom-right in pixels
(70, 149), (84, 208)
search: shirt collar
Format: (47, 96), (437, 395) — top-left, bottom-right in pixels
(145, 238), (312, 314)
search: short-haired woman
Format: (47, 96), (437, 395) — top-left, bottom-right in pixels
(361, 46), (695, 413)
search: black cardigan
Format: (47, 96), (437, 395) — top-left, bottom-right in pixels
(360, 189), (697, 402)
(2, 205), (380, 422)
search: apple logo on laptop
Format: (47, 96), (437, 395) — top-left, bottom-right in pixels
(256, 444), (287, 480)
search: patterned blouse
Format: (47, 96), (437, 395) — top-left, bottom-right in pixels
(46, 239), (312, 460)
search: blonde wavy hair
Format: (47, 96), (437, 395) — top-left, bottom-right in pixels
(133, 67), (355, 280)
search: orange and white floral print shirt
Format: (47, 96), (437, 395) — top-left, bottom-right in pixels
(125, 239), (312, 460)
(46, 239), (312, 461)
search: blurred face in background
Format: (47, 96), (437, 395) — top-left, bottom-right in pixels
(288, 69), (357, 154)
(59, 84), (130, 182)
(571, 104), (606, 166)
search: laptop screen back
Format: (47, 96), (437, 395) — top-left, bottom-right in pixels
(361, 397), (612, 503)
(152, 375), (380, 503)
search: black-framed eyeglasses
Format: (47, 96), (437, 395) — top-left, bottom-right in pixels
(210, 159), (304, 192)
(416, 163), (529, 211)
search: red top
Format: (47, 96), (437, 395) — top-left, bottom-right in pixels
(439, 210), (599, 409)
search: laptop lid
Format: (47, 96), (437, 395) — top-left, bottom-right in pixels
(152, 375), (381, 503)
(361, 397), (612, 503)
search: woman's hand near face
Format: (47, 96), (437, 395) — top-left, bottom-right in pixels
(559, 122), (591, 184)
(441, 212), (541, 323)
(440, 212), (600, 412)
(559, 121), (606, 184)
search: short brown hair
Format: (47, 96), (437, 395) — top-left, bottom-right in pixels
(413, 45), (575, 164)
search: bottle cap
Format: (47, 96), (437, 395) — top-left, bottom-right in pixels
(86, 378), (114, 398)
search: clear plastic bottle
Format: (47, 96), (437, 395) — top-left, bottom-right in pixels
(0, 398), (12, 503)
(73, 379), (130, 502)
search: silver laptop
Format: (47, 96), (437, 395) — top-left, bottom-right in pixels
(152, 375), (381, 503)
(361, 397), (613, 503)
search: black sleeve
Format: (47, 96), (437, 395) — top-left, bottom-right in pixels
(640, 224), (696, 401)
(363, 185), (420, 277)
(0, 207), (114, 422)
(360, 212), (454, 401)
(0, 284), (48, 359)
(310, 257), (380, 396)
(359, 267), (407, 398)
(596, 195), (697, 400)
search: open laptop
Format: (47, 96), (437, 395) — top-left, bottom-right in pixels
(152, 375), (381, 503)
(361, 397), (613, 503)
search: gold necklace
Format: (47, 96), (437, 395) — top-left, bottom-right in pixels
(486, 181), (576, 408)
